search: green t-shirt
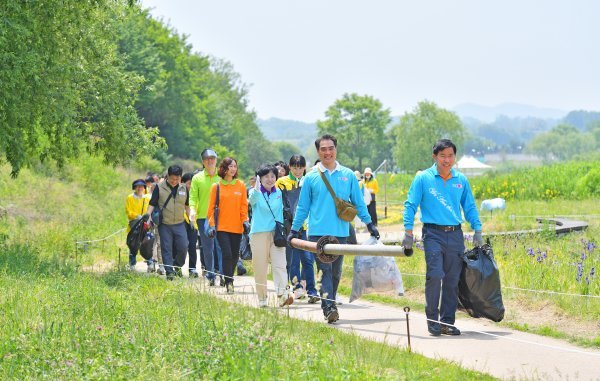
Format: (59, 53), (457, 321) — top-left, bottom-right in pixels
(189, 169), (220, 218)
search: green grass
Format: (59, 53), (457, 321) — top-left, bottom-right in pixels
(0, 244), (494, 380)
(0, 156), (497, 380)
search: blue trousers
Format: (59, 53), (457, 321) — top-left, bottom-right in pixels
(158, 223), (188, 276)
(422, 226), (465, 324)
(310, 235), (347, 312)
(288, 230), (317, 295)
(197, 218), (223, 280)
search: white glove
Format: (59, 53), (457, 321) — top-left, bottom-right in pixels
(254, 175), (261, 191)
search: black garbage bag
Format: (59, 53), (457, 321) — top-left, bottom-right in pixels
(126, 215), (154, 260)
(239, 232), (252, 260)
(138, 230), (155, 261)
(236, 258), (247, 276)
(458, 240), (505, 322)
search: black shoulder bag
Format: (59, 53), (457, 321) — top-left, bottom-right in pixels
(151, 187), (175, 226)
(206, 183), (220, 234)
(262, 192), (287, 247)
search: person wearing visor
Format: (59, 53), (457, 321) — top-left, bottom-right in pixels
(189, 148), (223, 286)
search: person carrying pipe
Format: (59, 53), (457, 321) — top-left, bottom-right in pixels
(287, 134), (379, 324)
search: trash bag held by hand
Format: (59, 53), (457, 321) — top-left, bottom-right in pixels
(458, 240), (505, 322)
(138, 230), (155, 261)
(127, 216), (154, 260)
(239, 232), (252, 260)
(349, 236), (404, 303)
(236, 258), (247, 276)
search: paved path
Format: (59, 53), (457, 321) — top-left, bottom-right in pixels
(149, 267), (600, 381)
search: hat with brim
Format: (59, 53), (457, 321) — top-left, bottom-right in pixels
(364, 167), (373, 175)
(132, 179), (146, 189)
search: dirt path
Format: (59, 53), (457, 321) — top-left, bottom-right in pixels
(126, 260), (600, 380)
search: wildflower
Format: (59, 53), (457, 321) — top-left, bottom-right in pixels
(581, 253), (587, 261)
(541, 251), (547, 259)
(536, 256), (543, 263)
(586, 241), (596, 252)
(590, 267), (596, 278)
(576, 262), (584, 282)
(526, 248), (534, 257)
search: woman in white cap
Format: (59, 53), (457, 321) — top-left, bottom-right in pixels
(363, 167), (379, 226)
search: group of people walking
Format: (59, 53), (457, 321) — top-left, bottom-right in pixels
(126, 134), (484, 332)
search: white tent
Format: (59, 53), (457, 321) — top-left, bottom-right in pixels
(456, 155), (493, 176)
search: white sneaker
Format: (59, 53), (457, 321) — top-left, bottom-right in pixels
(336, 296), (344, 305)
(157, 265), (165, 275)
(258, 299), (268, 308)
(128, 264), (136, 271)
(294, 287), (306, 299)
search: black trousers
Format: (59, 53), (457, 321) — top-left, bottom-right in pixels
(216, 231), (241, 285)
(367, 196), (378, 226)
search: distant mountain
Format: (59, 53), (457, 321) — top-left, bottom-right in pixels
(453, 102), (567, 123)
(257, 117), (317, 154)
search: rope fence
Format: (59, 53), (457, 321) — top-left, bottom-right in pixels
(125, 262), (600, 358)
(71, 227), (600, 361)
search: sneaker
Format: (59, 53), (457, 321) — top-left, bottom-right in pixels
(294, 287), (306, 300)
(258, 299), (268, 308)
(307, 294), (319, 304)
(427, 321), (441, 336)
(441, 325), (461, 336)
(220, 276), (226, 287)
(324, 307), (339, 324)
(278, 291), (294, 307)
(208, 278), (216, 287)
(189, 270), (199, 278)
(335, 296), (343, 305)
(226, 284), (234, 294)
(146, 261), (156, 273)
(157, 265), (166, 276)
(128, 264), (136, 271)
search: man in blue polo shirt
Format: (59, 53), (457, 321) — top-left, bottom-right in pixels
(288, 134), (379, 323)
(402, 139), (483, 336)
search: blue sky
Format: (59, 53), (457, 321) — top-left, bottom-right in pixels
(141, 0), (599, 122)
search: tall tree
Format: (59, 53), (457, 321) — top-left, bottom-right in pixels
(526, 124), (596, 161)
(273, 141), (303, 163)
(390, 101), (466, 173)
(317, 93), (391, 170)
(0, 0), (161, 176)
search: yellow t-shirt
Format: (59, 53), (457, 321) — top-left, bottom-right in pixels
(125, 193), (150, 232)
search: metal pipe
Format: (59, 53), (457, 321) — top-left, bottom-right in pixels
(290, 235), (413, 263)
